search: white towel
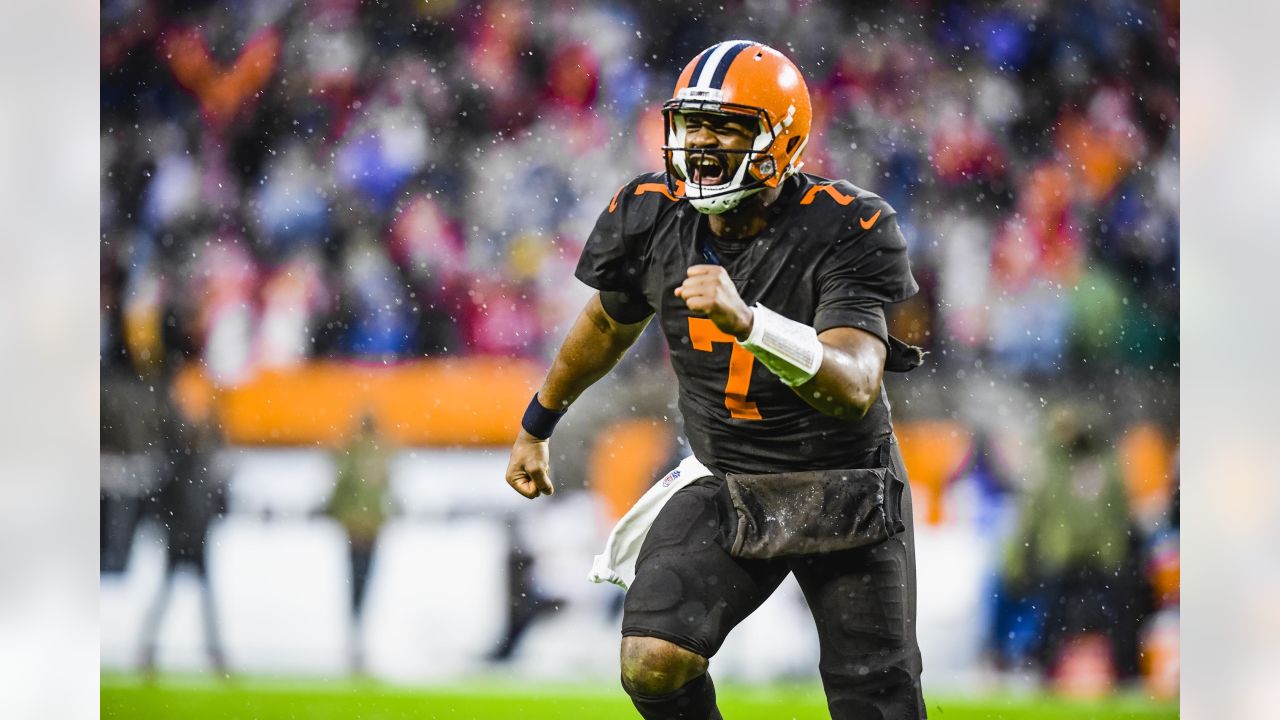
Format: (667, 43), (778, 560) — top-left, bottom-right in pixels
(588, 454), (713, 590)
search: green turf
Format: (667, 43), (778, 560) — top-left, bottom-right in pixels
(101, 674), (1177, 719)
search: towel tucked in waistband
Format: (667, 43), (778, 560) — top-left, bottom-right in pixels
(588, 454), (713, 590)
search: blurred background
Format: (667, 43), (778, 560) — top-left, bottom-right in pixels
(99, 0), (1179, 714)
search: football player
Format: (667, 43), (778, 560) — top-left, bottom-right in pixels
(505, 40), (927, 719)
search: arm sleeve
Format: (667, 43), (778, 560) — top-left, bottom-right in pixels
(812, 213), (919, 346)
(599, 289), (654, 324)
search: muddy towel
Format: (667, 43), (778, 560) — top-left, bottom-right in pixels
(588, 455), (713, 590)
(725, 466), (905, 559)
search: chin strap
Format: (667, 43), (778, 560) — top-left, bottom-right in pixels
(737, 303), (824, 387)
(688, 184), (763, 214)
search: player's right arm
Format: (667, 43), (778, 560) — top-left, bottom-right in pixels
(504, 292), (651, 499)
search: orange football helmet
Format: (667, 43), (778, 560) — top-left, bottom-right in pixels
(663, 40), (813, 214)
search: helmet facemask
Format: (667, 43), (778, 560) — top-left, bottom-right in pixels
(662, 100), (788, 215)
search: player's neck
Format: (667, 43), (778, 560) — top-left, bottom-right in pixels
(706, 185), (782, 240)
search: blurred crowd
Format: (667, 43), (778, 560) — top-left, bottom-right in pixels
(101, 0), (1179, 693)
(101, 0), (1178, 382)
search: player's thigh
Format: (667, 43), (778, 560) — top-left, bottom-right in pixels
(793, 453), (920, 651)
(622, 478), (788, 658)
(791, 532), (918, 660)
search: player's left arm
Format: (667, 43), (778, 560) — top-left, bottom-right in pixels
(675, 265), (886, 419)
(799, 326), (886, 419)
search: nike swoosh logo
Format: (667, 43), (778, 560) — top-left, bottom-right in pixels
(859, 208), (882, 230)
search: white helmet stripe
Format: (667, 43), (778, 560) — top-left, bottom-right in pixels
(695, 41), (740, 88)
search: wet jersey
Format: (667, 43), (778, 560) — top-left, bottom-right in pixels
(575, 172), (918, 476)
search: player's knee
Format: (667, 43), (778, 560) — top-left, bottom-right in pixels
(620, 636), (708, 696)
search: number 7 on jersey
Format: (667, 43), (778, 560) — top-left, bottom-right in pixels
(688, 317), (762, 420)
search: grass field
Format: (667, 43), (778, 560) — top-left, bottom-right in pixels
(101, 674), (1178, 719)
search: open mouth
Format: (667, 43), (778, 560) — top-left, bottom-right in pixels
(689, 151), (728, 186)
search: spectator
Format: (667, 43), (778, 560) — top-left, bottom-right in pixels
(325, 412), (394, 672)
(137, 399), (230, 674)
(1001, 403), (1143, 685)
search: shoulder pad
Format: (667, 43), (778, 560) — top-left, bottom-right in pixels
(594, 172), (683, 237)
(793, 177), (897, 241)
(844, 190), (896, 239)
(610, 172), (684, 213)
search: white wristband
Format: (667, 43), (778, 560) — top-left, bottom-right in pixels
(737, 303), (824, 387)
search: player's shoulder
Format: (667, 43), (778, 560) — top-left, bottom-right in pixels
(786, 173), (898, 243)
(591, 172), (684, 238)
(606, 171), (686, 216)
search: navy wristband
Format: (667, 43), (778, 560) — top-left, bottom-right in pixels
(521, 393), (567, 440)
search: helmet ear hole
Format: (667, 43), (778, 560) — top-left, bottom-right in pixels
(749, 156), (776, 181)
(785, 136), (800, 154)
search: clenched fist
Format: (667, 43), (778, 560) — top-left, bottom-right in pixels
(674, 264), (754, 340)
(505, 429), (555, 498)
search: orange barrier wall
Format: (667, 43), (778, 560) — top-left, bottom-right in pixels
(588, 418), (675, 521)
(173, 358), (543, 447)
(894, 420), (974, 526)
(1118, 422), (1176, 523)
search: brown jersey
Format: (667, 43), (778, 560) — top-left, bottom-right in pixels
(575, 171), (919, 476)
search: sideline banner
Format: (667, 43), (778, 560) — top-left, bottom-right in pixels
(172, 358), (541, 447)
